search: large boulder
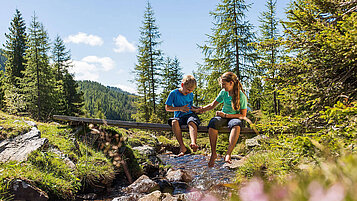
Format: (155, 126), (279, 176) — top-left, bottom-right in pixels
(0, 127), (48, 162)
(138, 190), (177, 201)
(123, 175), (160, 194)
(165, 169), (194, 183)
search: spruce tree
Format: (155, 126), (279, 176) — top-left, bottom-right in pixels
(3, 9), (27, 113)
(158, 56), (183, 122)
(22, 14), (54, 120)
(198, 0), (256, 105)
(52, 35), (72, 115)
(255, 0), (282, 114)
(3, 9), (27, 86)
(63, 72), (84, 116)
(133, 2), (163, 122)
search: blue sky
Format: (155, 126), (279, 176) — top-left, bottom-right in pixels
(0, 0), (290, 93)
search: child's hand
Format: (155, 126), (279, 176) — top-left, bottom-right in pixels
(192, 107), (203, 114)
(180, 104), (190, 113)
(216, 111), (225, 117)
(191, 107), (201, 114)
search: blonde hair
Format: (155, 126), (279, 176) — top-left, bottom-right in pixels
(219, 72), (247, 111)
(182, 75), (197, 88)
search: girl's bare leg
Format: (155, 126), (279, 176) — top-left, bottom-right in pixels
(225, 126), (240, 163)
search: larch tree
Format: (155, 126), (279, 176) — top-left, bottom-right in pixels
(133, 2), (163, 122)
(198, 0), (257, 107)
(158, 56), (183, 122)
(254, 0), (283, 114)
(21, 14), (54, 120)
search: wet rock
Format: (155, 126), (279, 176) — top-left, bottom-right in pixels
(166, 169), (194, 183)
(112, 193), (143, 201)
(11, 179), (48, 201)
(138, 190), (176, 201)
(76, 193), (97, 200)
(176, 190), (219, 201)
(0, 127), (48, 162)
(171, 181), (189, 194)
(123, 175), (160, 194)
(156, 179), (174, 194)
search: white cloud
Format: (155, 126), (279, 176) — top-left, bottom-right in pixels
(64, 32), (103, 46)
(70, 56), (115, 81)
(113, 34), (136, 53)
(70, 60), (99, 81)
(114, 84), (137, 94)
(82, 56), (114, 71)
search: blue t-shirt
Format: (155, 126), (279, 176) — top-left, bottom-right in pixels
(215, 89), (247, 114)
(165, 89), (194, 118)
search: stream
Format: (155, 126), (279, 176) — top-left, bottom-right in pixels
(158, 153), (238, 199)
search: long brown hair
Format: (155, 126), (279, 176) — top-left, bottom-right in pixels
(219, 72), (247, 111)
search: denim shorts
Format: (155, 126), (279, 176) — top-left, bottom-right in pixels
(168, 113), (201, 127)
(207, 116), (243, 130)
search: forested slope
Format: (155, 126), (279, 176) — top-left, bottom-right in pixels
(77, 80), (137, 121)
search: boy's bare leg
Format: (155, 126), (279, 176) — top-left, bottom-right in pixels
(172, 120), (186, 156)
(188, 122), (198, 152)
(208, 128), (219, 167)
(225, 126), (240, 163)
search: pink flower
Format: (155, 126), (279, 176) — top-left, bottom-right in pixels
(308, 181), (345, 201)
(239, 178), (269, 201)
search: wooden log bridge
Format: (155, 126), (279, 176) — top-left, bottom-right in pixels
(53, 115), (260, 135)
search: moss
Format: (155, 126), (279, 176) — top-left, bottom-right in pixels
(0, 113), (115, 200)
(0, 111), (32, 140)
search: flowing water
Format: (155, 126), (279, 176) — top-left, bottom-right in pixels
(159, 153), (238, 199)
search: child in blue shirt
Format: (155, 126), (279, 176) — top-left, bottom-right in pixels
(165, 75), (201, 156)
(198, 72), (248, 167)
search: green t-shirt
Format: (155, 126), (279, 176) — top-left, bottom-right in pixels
(215, 89), (247, 114)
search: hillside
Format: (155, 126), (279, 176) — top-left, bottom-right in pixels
(77, 80), (137, 121)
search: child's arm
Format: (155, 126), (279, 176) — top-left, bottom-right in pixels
(165, 104), (190, 113)
(200, 100), (220, 113)
(216, 109), (247, 119)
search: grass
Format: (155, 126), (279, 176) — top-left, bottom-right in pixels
(0, 112), (115, 200)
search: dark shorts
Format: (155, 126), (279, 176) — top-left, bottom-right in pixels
(207, 116), (243, 130)
(168, 113), (201, 127)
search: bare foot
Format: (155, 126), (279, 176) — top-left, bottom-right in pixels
(190, 143), (198, 152)
(178, 147), (187, 157)
(208, 153), (217, 167)
(224, 155), (232, 164)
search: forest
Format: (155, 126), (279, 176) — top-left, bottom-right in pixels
(78, 80), (137, 121)
(0, 0), (356, 200)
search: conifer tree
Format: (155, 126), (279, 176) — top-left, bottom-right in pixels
(3, 9), (27, 113)
(0, 71), (4, 110)
(22, 14), (54, 120)
(279, 0), (357, 118)
(198, 0), (256, 104)
(133, 2), (163, 122)
(158, 56), (183, 122)
(3, 9), (27, 86)
(51, 35), (83, 116)
(63, 72), (84, 116)
(255, 0), (282, 114)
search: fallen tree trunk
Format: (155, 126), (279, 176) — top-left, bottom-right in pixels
(53, 115), (260, 135)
